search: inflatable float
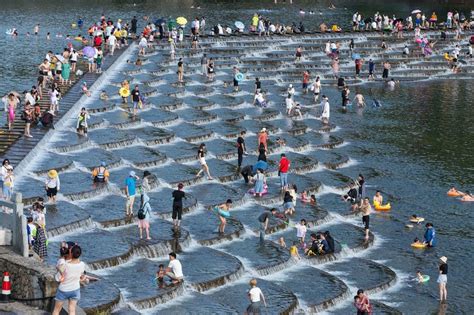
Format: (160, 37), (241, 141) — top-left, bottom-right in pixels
(213, 206), (231, 218)
(420, 275), (430, 283)
(374, 201), (391, 211)
(235, 73), (244, 82)
(248, 185), (268, 195)
(411, 242), (427, 249)
(447, 190), (462, 197)
(409, 217), (425, 224)
(119, 87), (130, 98)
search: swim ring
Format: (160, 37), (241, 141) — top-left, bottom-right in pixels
(213, 206), (231, 218)
(248, 185), (268, 195)
(71, 23), (77, 28)
(235, 73), (244, 82)
(74, 36), (83, 41)
(447, 191), (462, 197)
(420, 275), (430, 283)
(374, 202), (391, 211)
(119, 88), (130, 98)
(409, 217), (425, 223)
(411, 242), (427, 249)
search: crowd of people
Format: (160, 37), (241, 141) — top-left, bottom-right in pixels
(2, 6), (472, 313)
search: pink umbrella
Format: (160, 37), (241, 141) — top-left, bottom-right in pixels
(82, 46), (95, 58)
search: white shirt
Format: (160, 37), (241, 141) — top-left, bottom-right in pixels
(108, 35), (117, 46)
(58, 261), (85, 292)
(255, 93), (265, 103)
(285, 97), (294, 110)
(50, 90), (60, 102)
(139, 37), (147, 48)
(70, 51), (78, 62)
(106, 25), (114, 37)
(313, 81), (321, 93)
(248, 287), (263, 302)
(168, 259), (183, 278)
(25, 93), (35, 106)
(45, 176), (60, 190)
(403, 47), (409, 54)
(295, 224), (307, 238)
(321, 100), (330, 119)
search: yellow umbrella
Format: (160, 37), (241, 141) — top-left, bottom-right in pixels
(176, 17), (188, 25)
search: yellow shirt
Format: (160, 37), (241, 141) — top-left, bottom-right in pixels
(121, 29), (128, 38)
(290, 246), (298, 256)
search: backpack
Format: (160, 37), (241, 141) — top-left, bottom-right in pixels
(137, 202), (148, 220)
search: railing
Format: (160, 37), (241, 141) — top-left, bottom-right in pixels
(0, 193), (28, 257)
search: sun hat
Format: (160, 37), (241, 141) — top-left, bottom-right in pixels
(440, 256), (447, 263)
(48, 170), (58, 178)
(260, 127), (266, 132)
(130, 171), (136, 177)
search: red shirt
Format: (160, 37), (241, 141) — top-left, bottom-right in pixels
(279, 157), (290, 172)
(303, 73), (310, 84)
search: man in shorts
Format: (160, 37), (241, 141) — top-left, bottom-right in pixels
(125, 171), (139, 216)
(360, 197), (372, 240)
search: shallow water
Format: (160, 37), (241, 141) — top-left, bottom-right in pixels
(4, 1), (474, 314)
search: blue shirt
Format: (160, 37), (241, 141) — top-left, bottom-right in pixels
(424, 227), (437, 246)
(125, 177), (137, 196)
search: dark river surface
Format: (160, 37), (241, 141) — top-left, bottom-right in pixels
(2, 0), (473, 314)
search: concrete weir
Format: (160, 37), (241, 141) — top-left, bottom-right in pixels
(4, 28), (459, 313)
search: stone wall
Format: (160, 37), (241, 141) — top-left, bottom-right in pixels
(0, 246), (57, 311)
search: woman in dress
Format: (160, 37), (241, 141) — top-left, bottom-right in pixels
(253, 168), (266, 197)
(196, 143), (213, 180)
(33, 223), (47, 262)
(7, 94), (18, 131)
(61, 61), (71, 85)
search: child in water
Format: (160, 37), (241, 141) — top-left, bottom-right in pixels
(416, 270), (425, 283)
(413, 237), (422, 245)
(99, 90), (108, 100)
(295, 219), (307, 245)
(156, 264), (165, 281)
(279, 237), (287, 248)
(289, 241), (301, 260)
(82, 82), (91, 97)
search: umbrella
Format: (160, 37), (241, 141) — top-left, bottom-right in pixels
(411, 9), (421, 14)
(252, 161), (268, 173)
(155, 18), (166, 25)
(458, 59), (467, 64)
(167, 20), (176, 30)
(82, 46), (95, 58)
(351, 53), (361, 60)
(234, 21), (245, 29)
(176, 17), (188, 25)
(55, 55), (66, 63)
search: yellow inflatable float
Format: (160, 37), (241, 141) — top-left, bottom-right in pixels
(119, 87), (130, 98)
(373, 201), (391, 211)
(411, 242), (427, 249)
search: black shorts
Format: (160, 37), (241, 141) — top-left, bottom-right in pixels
(172, 204), (183, 220)
(233, 79), (239, 87)
(56, 70), (62, 75)
(71, 60), (77, 64)
(362, 215), (370, 230)
(46, 187), (58, 197)
(302, 83), (308, 89)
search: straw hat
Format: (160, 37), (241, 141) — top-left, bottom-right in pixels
(48, 170), (58, 178)
(440, 256), (447, 263)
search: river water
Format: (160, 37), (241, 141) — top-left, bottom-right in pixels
(2, 0), (474, 314)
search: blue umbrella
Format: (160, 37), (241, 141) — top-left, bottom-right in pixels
(352, 53), (361, 60)
(253, 161), (268, 173)
(155, 18), (166, 25)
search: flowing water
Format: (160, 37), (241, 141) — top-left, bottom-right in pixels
(2, 0), (474, 314)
